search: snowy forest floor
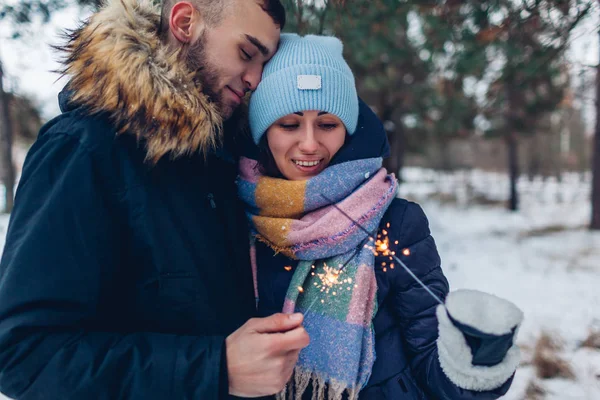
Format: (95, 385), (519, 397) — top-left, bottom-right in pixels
(400, 168), (600, 400)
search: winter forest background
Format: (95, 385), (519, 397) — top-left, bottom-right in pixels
(1, 0), (600, 398)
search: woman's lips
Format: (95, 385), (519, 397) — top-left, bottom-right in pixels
(292, 159), (324, 173)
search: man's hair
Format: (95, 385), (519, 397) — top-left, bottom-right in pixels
(259, 0), (286, 30)
(160, 0), (286, 35)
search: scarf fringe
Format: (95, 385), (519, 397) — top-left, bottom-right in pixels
(255, 234), (296, 258)
(276, 368), (360, 400)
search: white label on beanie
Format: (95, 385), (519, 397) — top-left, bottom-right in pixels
(297, 75), (322, 90)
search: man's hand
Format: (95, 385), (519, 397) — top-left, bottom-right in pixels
(226, 313), (310, 397)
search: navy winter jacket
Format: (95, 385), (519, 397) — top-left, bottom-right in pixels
(0, 2), (269, 397)
(0, 89), (256, 399)
(254, 99), (514, 400)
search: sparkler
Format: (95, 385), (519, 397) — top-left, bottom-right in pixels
(297, 261), (361, 314)
(320, 194), (445, 306)
(291, 194), (445, 315)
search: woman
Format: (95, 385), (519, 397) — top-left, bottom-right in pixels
(238, 34), (523, 400)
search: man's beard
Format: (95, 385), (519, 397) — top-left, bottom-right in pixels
(184, 35), (236, 119)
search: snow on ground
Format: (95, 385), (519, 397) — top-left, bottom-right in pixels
(0, 168), (599, 398)
(401, 168), (600, 399)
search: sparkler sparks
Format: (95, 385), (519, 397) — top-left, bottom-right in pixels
(364, 228), (397, 266)
(296, 261), (360, 314)
(320, 193), (445, 306)
(316, 263), (343, 293)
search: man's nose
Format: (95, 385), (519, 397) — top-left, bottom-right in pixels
(243, 64), (263, 91)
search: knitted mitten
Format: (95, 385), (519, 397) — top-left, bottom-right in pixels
(436, 289), (524, 391)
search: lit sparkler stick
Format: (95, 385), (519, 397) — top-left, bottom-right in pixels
(301, 294), (321, 314)
(320, 193), (445, 306)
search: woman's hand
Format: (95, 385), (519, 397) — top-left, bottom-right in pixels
(436, 289), (524, 391)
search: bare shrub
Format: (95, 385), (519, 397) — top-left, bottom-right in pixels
(518, 224), (585, 239)
(581, 330), (600, 350)
(524, 379), (546, 400)
(532, 331), (575, 379)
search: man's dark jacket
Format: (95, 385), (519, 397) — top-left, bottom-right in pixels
(0, 0), (254, 398)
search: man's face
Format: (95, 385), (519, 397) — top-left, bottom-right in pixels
(186, 0), (280, 119)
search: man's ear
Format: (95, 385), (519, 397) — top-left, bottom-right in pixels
(169, 1), (205, 43)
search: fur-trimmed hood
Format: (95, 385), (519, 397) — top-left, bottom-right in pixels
(58, 0), (222, 163)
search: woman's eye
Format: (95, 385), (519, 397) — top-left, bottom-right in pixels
(241, 49), (252, 61)
(280, 124), (299, 130)
(320, 123), (339, 130)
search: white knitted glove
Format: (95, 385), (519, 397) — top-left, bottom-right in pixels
(436, 289), (524, 391)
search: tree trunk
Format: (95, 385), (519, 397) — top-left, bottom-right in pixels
(384, 124), (406, 183)
(590, 28), (600, 229)
(438, 136), (452, 171)
(380, 104), (404, 182)
(296, 0), (306, 34)
(0, 57), (15, 214)
(505, 80), (521, 212)
(527, 133), (541, 181)
(505, 131), (519, 211)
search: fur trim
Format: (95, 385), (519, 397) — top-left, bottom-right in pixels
(57, 0), (222, 163)
(436, 303), (521, 391)
(445, 289), (524, 335)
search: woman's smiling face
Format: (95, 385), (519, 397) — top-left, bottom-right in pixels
(265, 110), (346, 180)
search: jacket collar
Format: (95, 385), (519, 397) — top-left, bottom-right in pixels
(329, 97), (390, 166)
(57, 0), (223, 163)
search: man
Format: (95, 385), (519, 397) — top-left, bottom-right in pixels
(0, 0), (309, 398)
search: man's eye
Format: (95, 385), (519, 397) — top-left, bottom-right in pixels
(241, 49), (252, 61)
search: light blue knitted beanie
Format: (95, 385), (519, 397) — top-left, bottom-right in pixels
(249, 33), (359, 144)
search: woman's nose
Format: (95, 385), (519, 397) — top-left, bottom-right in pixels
(297, 127), (319, 153)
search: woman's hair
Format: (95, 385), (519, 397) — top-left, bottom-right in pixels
(256, 135), (284, 178)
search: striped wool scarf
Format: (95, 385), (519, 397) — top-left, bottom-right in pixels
(237, 156), (398, 400)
